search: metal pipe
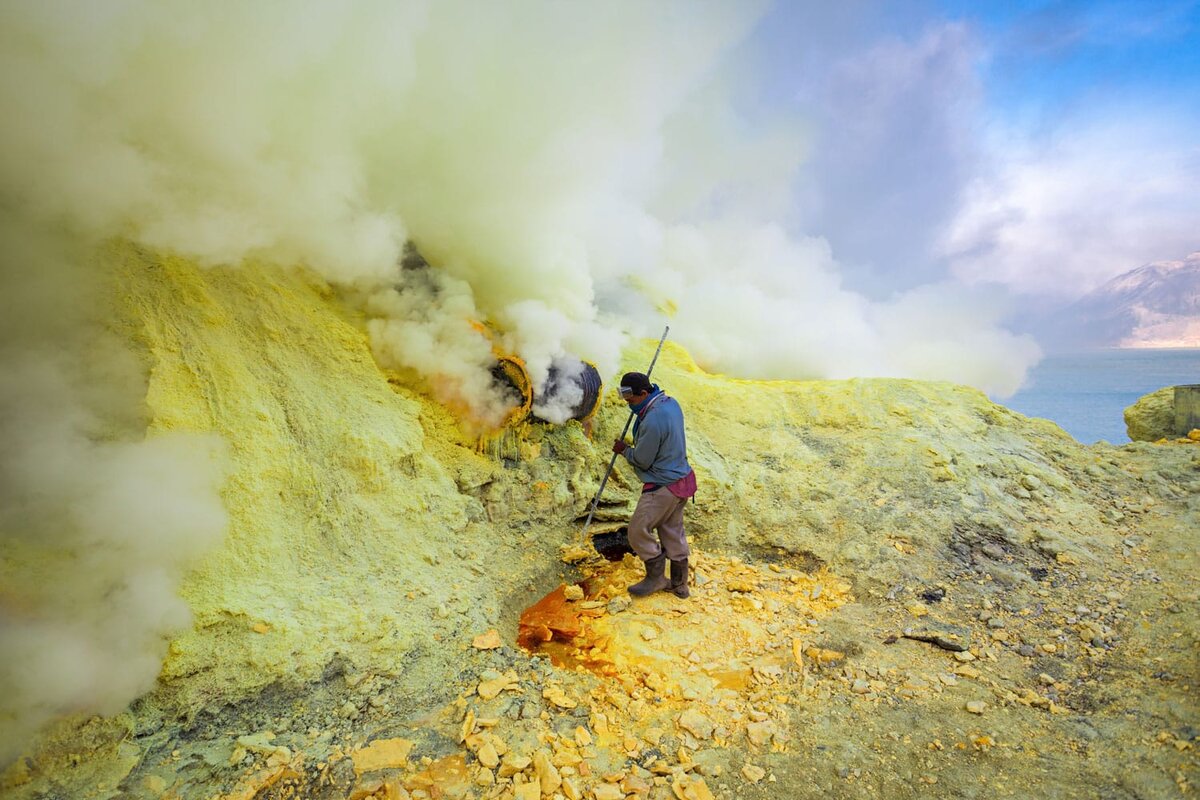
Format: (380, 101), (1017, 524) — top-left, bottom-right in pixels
(580, 325), (670, 539)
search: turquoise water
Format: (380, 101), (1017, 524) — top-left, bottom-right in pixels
(997, 349), (1200, 444)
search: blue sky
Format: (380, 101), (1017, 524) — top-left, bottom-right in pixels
(738, 0), (1200, 301)
(948, 0), (1200, 119)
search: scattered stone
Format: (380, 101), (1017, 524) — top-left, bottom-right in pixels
(472, 629), (502, 650)
(851, 679), (871, 694)
(981, 543), (1006, 560)
(607, 596), (632, 615)
(965, 701), (987, 715)
(921, 587), (946, 603)
(574, 726), (593, 747)
(513, 783), (541, 800)
(591, 783), (623, 800)
(902, 627), (969, 652)
(1021, 475), (1042, 491)
(678, 710), (716, 740)
(498, 755), (532, 779)
(533, 749), (561, 795)
(351, 738), (415, 774)
(476, 742), (499, 769)
(236, 732), (278, 754)
(746, 721), (776, 746)
(543, 685), (578, 709)
(672, 775), (717, 800)
(804, 646), (846, 665)
(564, 584), (584, 601)
(742, 764), (767, 784)
(906, 602), (930, 617)
(478, 672), (518, 700)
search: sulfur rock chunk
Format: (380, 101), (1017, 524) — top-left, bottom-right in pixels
(678, 709), (716, 740)
(475, 742), (500, 769)
(533, 749), (561, 795)
(672, 775), (717, 799)
(804, 647), (846, 666)
(514, 783), (541, 800)
(351, 738), (415, 774)
(477, 670), (519, 700)
(543, 685), (578, 709)
(742, 764), (767, 783)
(592, 783), (624, 800)
(574, 726), (593, 747)
(498, 754), (532, 778)
(472, 629), (502, 650)
(746, 721), (777, 746)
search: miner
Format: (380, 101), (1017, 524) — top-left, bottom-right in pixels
(612, 371), (697, 598)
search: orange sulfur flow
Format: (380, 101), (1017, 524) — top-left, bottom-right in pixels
(516, 582), (616, 674)
(516, 584), (583, 650)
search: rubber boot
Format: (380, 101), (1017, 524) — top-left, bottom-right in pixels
(669, 559), (689, 598)
(628, 554), (669, 597)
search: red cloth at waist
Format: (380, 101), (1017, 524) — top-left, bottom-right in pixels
(667, 470), (697, 499)
(642, 470), (697, 499)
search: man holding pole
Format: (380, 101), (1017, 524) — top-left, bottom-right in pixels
(612, 371), (697, 598)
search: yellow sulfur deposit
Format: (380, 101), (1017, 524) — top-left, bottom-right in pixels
(5, 244), (1199, 799)
(108, 244), (502, 708)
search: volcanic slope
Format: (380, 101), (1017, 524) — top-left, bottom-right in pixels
(2, 246), (1198, 799)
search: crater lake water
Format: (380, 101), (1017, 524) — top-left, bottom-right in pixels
(997, 348), (1200, 444)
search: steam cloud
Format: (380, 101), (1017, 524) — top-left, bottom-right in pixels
(1, 0), (1042, 757)
(0, 222), (228, 761)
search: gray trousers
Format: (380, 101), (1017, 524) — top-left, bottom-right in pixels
(628, 489), (690, 561)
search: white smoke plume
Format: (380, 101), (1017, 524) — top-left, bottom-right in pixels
(0, 0), (1043, 757)
(1, 1), (1037, 417)
(530, 358), (587, 426)
(362, 265), (518, 430)
(0, 222), (228, 761)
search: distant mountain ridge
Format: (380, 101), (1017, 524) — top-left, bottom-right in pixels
(1055, 252), (1200, 349)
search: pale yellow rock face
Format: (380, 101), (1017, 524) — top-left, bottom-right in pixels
(95, 242), (1150, 715)
(109, 245), (498, 708)
(100, 243), (1081, 711)
(10, 244), (1198, 800)
(1124, 386), (1175, 441)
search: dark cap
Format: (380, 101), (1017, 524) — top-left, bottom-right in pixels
(619, 372), (652, 397)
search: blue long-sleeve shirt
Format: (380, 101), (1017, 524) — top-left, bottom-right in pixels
(623, 388), (692, 485)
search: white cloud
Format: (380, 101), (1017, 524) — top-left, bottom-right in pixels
(941, 118), (1200, 298)
(788, 21), (985, 291)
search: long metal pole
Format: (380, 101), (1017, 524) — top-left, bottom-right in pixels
(580, 325), (670, 538)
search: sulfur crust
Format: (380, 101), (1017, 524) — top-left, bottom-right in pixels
(101, 241), (1051, 710)
(94, 240), (1183, 729)
(7, 242), (1199, 798)
(108, 243), (496, 708)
